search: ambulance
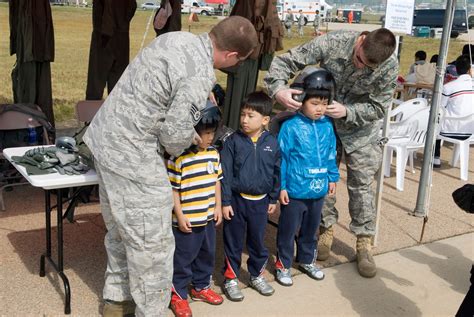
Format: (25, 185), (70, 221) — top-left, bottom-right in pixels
(277, 0), (333, 25)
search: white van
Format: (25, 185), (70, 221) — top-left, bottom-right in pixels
(278, 0), (333, 25)
(181, 0), (215, 15)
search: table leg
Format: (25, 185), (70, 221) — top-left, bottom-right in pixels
(39, 189), (72, 314)
(56, 189), (71, 314)
(40, 191), (52, 277)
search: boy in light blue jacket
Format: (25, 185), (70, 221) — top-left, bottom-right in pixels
(274, 68), (339, 286)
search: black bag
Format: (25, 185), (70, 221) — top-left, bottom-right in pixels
(452, 184), (474, 213)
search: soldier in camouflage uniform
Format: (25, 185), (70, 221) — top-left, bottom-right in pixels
(264, 29), (398, 278)
(84, 16), (257, 317)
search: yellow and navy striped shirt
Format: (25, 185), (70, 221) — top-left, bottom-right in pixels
(167, 147), (223, 227)
(240, 136), (267, 201)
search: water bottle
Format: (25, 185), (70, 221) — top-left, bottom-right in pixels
(27, 118), (38, 146)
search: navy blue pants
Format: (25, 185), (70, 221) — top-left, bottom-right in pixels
(223, 194), (269, 279)
(172, 222), (215, 299)
(276, 197), (324, 269)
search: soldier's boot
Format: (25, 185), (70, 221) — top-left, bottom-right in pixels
(103, 300), (136, 317)
(356, 235), (377, 278)
(317, 226), (334, 261)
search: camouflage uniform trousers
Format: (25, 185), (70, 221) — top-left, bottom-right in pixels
(298, 25), (304, 37)
(321, 139), (382, 237)
(95, 161), (174, 317)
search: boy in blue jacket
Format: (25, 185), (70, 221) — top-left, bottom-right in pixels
(221, 92), (281, 301)
(275, 68), (339, 286)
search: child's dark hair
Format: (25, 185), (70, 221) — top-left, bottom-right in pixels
(241, 91), (273, 116)
(195, 101), (221, 133)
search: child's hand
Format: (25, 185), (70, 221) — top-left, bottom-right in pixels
(214, 206), (223, 226)
(177, 215), (192, 233)
(328, 182), (336, 196)
(279, 190), (290, 205)
(268, 203), (277, 214)
(223, 206), (234, 220)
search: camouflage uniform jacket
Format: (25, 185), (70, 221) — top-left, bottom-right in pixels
(84, 32), (216, 185)
(265, 30), (399, 153)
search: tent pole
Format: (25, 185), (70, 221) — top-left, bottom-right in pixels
(412, 0), (455, 220)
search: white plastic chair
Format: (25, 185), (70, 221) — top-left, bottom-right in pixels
(438, 113), (474, 181)
(384, 98), (430, 191)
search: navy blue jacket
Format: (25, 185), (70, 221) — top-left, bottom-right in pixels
(221, 130), (281, 206)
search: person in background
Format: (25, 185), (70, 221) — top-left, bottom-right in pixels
(313, 10), (321, 36)
(408, 50), (427, 75)
(297, 9), (305, 37)
(284, 9), (294, 38)
(434, 55), (474, 168)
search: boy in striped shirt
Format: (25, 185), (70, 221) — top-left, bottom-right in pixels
(167, 102), (224, 317)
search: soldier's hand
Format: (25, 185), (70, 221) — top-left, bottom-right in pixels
(177, 216), (192, 233)
(223, 206), (234, 220)
(275, 89), (303, 111)
(214, 206), (223, 226)
(192, 130), (202, 145)
(328, 182), (336, 196)
(209, 91), (218, 106)
(325, 101), (347, 119)
(279, 190), (290, 205)
(268, 203), (277, 214)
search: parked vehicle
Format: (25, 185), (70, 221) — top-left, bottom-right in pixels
(141, 2), (159, 10)
(277, 0), (333, 25)
(181, 1), (215, 15)
(412, 9), (468, 37)
(333, 8), (362, 23)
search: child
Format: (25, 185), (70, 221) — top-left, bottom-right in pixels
(167, 101), (224, 317)
(221, 92), (281, 301)
(297, 10), (305, 37)
(275, 68), (339, 287)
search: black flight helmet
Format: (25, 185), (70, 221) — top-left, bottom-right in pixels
(195, 100), (221, 133)
(290, 67), (336, 104)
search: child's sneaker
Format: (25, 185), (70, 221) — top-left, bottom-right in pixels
(170, 294), (192, 317)
(275, 268), (293, 286)
(223, 278), (244, 302)
(299, 263), (325, 280)
(190, 288), (223, 305)
(249, 275), (275, 296)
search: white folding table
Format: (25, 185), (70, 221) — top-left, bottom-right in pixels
(3, 146), (98, 314)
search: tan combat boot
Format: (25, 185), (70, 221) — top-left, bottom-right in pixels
(317, 226), (334, 261)
(356, 235), (377, 278)
(103, 300), (136, 317)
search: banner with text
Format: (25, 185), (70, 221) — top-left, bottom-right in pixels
(384, 0), (415, 34)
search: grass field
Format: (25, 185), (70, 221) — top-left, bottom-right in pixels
(0, 4), (466, 126)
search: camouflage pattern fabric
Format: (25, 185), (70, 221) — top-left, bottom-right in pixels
(264, 30), (398, 153)
(96, 162), (174, 317)
(83, 32), (216, 316)
(84, 32), (216, 185)
(265, 30), (398, 236)
(320, 139), (382, 236)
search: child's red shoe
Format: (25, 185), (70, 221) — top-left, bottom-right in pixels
(190, 288), (224, 305)
(170, 294), (192, 317)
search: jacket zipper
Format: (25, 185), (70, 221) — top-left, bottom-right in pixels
(313, 121), (321, 166)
